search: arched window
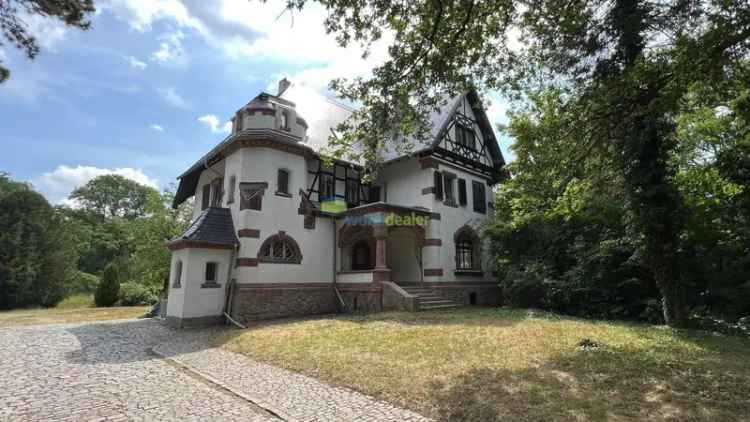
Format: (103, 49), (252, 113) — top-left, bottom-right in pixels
(173, 260), (182, 288)
(454, 226), (480, 271)
(258, 232), (302, 264)
(277, 169), (290, 195)
(351, 240), (372, 270)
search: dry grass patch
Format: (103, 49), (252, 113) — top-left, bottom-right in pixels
(0, 305), (149, 327)
(222, 308), (750, 422)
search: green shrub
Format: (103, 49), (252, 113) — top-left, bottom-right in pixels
(119, 281), (158, 306)
(95, 263), (120, 307)
(55, 293), (95, 309)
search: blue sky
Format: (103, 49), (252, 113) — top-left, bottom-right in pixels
(0, 0), (513, 204)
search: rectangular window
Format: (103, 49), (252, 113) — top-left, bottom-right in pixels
(205, 262), (217, 282)
(346, 179), (359, 206)
(239, 182), (268, 211)
(277, 169), (289, 194)
(201, 184), (211, 210)
(443, 173), (457, 206)
(211, 178), (223, 207)
(227, 176), (236, 204)
(320, 174), (334, 200)
(472, 181), (486, 214)
(434, 171), (443, 200)
(456, 124), (476, 150)
(458, 178), (467, 206)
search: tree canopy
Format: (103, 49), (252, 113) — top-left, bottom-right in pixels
(0, 0), (95, 82)
(288, 0), (750, 326)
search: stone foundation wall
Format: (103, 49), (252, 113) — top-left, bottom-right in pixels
(231, 283), (337, 322)
(336, 283), (382, 313)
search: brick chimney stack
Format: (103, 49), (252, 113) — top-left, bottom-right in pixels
(277, 78), (291, 96)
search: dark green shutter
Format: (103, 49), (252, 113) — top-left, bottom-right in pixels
(472, 181), (486, 213)
(458, 179), (467, 206)
(201, 184), (210, 210)
(434, 171), (443, 200)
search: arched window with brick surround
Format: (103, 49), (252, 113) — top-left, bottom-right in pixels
(258, 231), (302, 264)
(454, 225), (481, 271)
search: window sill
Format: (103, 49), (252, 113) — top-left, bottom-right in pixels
(201, 282), (222, 289)
(454, 270), (483, 276)
(275, 191), (292, 198)
(259, 259), (302, 265)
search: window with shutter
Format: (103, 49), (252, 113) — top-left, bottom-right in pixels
(211, 178), (223, 207)
(205, 262), (218, 282)
(201, 184), (210, 210)
(472, 180), (486, 213)
(458, 179), (467, 206)
(434, 171), (443, 200)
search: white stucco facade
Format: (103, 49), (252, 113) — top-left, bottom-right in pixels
(165, 87), (505, 324)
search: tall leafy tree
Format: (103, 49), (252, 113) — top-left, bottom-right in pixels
(70, 174), (159, 220)
(286, 0), (750, 326)
(0, 173), (77, 309)
(0, 0), (95, 82)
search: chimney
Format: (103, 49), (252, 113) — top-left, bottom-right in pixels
(277, 78), (291, 96)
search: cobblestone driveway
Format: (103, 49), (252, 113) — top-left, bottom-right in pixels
(0, 319), (431, 422)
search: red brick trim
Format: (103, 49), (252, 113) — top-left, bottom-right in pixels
(424, 268), (444, 277)
(424, 238), (442, 246)
(235, 258), (259, 267)
(168, 241), (235, 251)
(237, 229), (260, 238)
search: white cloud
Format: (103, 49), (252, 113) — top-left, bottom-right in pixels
(35, 165), (160, 204)
(150, 30), (185, 62)
(198, 114), (231, 133)
(149, 123), (164, 131)
(101, 0), (206, 34)
(127, 55), (148, 69)
(159, 86), (189, 109)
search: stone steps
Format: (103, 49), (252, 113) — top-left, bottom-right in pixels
(399, 285), (462, 311)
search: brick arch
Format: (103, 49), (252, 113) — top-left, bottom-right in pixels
(257, 231), (302, 264)
(454, 224), (481, 270)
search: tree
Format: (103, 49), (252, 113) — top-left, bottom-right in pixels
(286, 0), (750, 326)
(0, 173), (77, 309)
(0, 0), (95, 82)
(95, 262), (120, 307)
(70, 174), (159, 219)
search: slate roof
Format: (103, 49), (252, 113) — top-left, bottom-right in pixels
(169, 207), (239, 247)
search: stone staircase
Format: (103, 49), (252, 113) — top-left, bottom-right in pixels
(399, 285), (462, 311)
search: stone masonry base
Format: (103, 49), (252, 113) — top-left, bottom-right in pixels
(231, 283), (337, 323)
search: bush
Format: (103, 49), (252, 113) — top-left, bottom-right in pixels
(65, 271), (99, 294)
(119, 281), (158, 306)
(95, 263), (120, 307)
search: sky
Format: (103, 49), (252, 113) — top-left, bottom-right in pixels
(0, 0), (514, 204)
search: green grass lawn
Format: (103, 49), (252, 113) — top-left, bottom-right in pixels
(222, 308), (750, 422)
(0, 295), (148, 328)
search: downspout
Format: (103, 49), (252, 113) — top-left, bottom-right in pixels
(332, 218), (347, 312)
(223, 245), (246, 329)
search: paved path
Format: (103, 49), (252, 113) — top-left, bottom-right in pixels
(0, 319), (431, 422)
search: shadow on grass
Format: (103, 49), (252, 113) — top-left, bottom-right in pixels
(428, 345), (750, 422)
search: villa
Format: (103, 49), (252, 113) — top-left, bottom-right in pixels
(165, 79), (507, 327)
